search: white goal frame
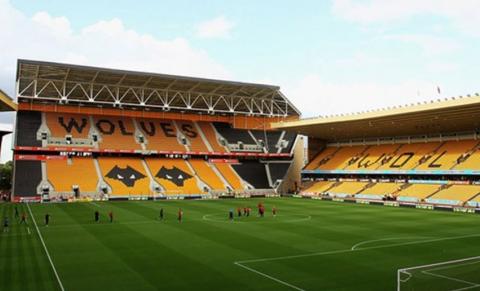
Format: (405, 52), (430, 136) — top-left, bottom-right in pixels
(397, 256), (480, 291)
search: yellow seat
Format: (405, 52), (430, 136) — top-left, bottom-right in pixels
(397, 184), (441, 200)
(430, 185), (480, 202)
(359, 182), (402, 195)
(189, 160), (227, 190)
(98, 157), (151, 196)
(303, 181), (335, 193)
(146, 158), (202, 195)
(328, 181), (368, 194)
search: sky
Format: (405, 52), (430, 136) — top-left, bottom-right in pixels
(0, 0), (480, 162)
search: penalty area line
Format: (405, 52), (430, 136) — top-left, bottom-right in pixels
(27, 203), (65, 291)
(234, 262), (305, 291)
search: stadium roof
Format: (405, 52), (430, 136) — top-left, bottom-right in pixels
(16, 59), (300, 117)
(273, 94), (480, 141)
(0, 89), (17, 111)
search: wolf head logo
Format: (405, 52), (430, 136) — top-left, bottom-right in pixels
(156, 166), (192, 186)
(106, 165), (146, 187)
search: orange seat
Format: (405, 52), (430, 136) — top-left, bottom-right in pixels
(197, 122), (227, 152)
(94, 117), (140, 150)
(46, 157), (98, 193)
(46, 112), (91, 139)
(213, 163), (244, 190)
(138, 119), (185, 151)
(176, 120), (209, 152)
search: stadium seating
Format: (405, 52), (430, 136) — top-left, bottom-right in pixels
(358, 182), (402, 196)
(176, 120), (209, 152)
(15, 111), (42, 147)
(232, 161), (270, 188)
(379, 143), (438, 170)
(213, 122), (256, 145)
(305, 146), (338, 170)
(46, 157), (98, 194)
(427, 185), (480, 205)
(328, 181), (369, 195)
(146, 158), (202, 195)
(415, 140), (478, 170)
(197, 122), (228, 152)
(308, 140), (480, 171)
(303, 180), (336, 193)
(317, 146), (366, 170)
(251, 130), (282, 152)
(396, 184), (441, 201)
(279, 131), (297, 153)
(94, 117), (141, 150)
(21, 112), (291, 154)
(344, 144), (400, 170)
(213, 163), (245, 190)
(98, 157), (151, 196)
(139, 119), (186, 152)
(189, 159), (228, 190)
(46, 113), (90, 139)
(14, 111), (294, 199)
(268, 162), (291, 184)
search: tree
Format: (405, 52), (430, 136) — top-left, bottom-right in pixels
(0, 161), (13, 190)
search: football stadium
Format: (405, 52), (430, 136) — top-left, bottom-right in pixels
(0, 58), (479, 291)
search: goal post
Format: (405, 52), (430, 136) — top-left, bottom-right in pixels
(397, 256), (480, 291)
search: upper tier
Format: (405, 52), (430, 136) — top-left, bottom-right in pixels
(15, 111), (297, 155)
(305, 140), (480, 173)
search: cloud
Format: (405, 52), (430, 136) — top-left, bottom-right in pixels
(0, 0), (230, 96)
(0, 0), (232, 162)
(283, 74), (445, 118)
(384, 34), (461, 55)
(332, 0), (480, 37)
(195, 16), (234, 39)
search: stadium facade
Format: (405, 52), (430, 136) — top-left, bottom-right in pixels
(11, 60), (305, 202)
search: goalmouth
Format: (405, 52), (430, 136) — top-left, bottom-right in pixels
(397, 256), (480, 291)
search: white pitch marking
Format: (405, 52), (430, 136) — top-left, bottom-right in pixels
(235, 234), (480, 291)
(426, 260), (480, 273)
(202, 213), (311, 224)
(351, 236), (428, 250)
(236, 233), (480, 264)
(421, 270), (479, 289)
(234, 262), (305, 291)
(420, 260), (480, 291)
(90, 202), (102, 208)
(451, 284), (480, 291)
(27, 203), (65, 291)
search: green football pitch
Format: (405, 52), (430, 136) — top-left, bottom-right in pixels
(1, 198), (480, 291)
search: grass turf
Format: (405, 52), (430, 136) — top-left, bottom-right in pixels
(1, 198), (480, 291)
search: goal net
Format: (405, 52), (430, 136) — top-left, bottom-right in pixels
(397, 256), (480, 291)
